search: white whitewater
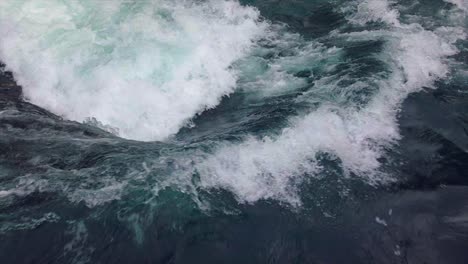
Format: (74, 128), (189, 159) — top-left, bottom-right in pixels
(192, 0), (466, 205)
(0, 0), (465, 207)
(0, 0), (267, 140)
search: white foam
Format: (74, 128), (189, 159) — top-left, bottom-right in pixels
(444, 0), (468, 12)
(0, 0), (267, 141)
(235, 29), (342, 96)
(1, 0), (465, 208)
(68, 182), (127, 208)
(191, 0), (466, 205)
(0, 212), (60, 233)
(349, 0), (401, 26)
(375, 216), (388, 226)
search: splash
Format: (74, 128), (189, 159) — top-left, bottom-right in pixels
(0, 0), (465, 208)
(0, 0), (267, 140)
(191, 0), (466, 205)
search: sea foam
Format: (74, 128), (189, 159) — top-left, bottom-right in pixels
(0, 0), (465, 208)
(0, 0), (267, 140)
(191, 0), (466, 205)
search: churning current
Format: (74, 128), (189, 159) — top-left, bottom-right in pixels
(0, 0), (467, 263)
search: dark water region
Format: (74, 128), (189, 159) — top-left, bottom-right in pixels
(1, 0), (468, 263)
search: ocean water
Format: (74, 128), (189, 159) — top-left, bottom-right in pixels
(0, 0), (467, 263)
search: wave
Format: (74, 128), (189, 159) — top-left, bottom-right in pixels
(0, 0), (465, 208)
(0, 0), (267, 140)
(191, 0), (466, 205)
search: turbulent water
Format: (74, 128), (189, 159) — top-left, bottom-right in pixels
(0, 0), (467, 263)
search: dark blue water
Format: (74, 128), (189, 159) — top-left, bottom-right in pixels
(0, 0), (467, 263)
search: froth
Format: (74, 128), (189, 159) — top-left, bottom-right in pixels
(190, 0), (465, 205)
(0, 0), (267, 141)
(0, 0), (465, 208)
(444, 0), (468, 11)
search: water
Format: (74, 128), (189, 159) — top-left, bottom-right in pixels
(0, 0), (467, 263)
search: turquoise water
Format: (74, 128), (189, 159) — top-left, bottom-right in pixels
(0, 0), (467, 263)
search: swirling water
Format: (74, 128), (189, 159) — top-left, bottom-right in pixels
(0, 0), (467, 263)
